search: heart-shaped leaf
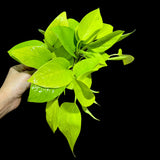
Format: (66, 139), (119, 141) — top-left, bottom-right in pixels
(58, 102), (81, 155)
(8, 40), (53, 69)
(77, 8), (103, 42)
(28, 57), (73, 88)
(44, 11), (68, 47)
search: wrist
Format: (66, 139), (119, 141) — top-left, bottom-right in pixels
(0, 86), (13, 103)
(0, 87), (21, 118)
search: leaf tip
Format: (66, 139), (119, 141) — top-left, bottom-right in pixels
(38, 29), (45, 35)
(123, 55), (135, 65)
(94, 100), (101, 107)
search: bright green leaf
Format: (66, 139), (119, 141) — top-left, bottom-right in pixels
(68, 18), (79, 30)
(73, 79), (95, 107)
(77, 8), (103, 42)
(109, 48), (134, 65)
(52, 26), (76, 58)
(122, 55), (134, 65)
(82, 107), (100, 121)
(67, 73), (92, 90)
(8, 40), (45, 50)
(88, 30), (124, 52)
(73, 58), (99, 78)
(28, 57), (73, 88)
(96, 23), (113, 39)
(88, 52), (108, 65)
(44, 11), (69, 47)
(118, 29), (136, 42)
(38, 29), (45, 35)
(28, 84), (65, 103)
(101, 53), (110, 61)
(78, 73), (92, 88)
(53, 45), (74, 65)
(75, 26), (80, 43)
(68, 18), (79, 47)
(46, 98), (59, 133)
(8, 40), (53, 69)
(73, 56), (106, 79)
(117, 48), (134, 65)
(59, 102), (81, 155)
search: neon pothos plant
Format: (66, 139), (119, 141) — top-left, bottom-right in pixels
(8, 9), (135, 156)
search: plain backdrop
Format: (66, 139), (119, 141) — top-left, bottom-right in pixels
(0, 0), (137, 159)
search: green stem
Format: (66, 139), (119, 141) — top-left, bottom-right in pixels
(109, 54), (118, 57)
(81, 45), (88, 51)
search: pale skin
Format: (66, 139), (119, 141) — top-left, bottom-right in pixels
(0, 64), (34, 119)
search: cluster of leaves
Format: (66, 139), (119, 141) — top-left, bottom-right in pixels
(8, 8), (135, 156)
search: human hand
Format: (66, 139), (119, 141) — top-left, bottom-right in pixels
(0, 64), (35, 118)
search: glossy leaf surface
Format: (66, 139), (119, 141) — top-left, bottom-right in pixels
(28, 57), (73, 88)
(8, 40), (53, 69)
(28, 84), (65, 103)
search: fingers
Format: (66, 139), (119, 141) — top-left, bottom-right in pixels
(12, 64), (36, 74)
(12, 64), (27, 72)
(24, 70), (36, 75)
